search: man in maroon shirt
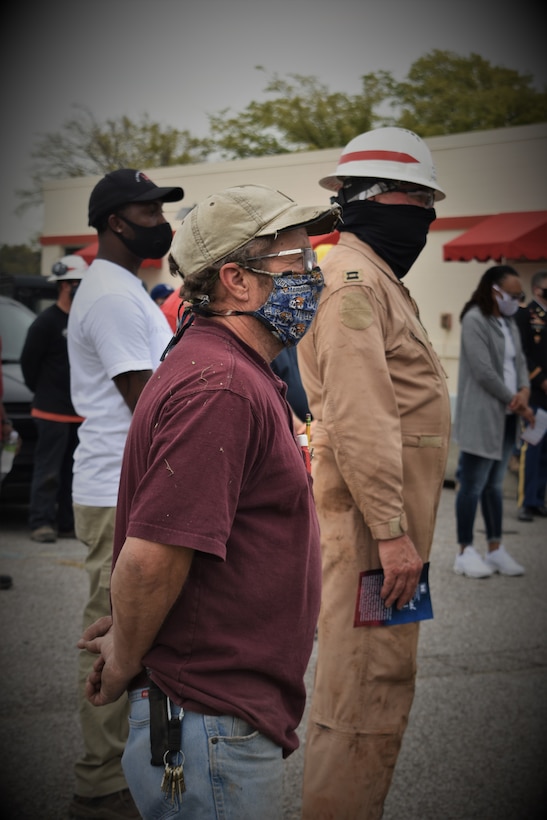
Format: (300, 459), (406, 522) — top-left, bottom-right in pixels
(78, 184), (340, 818)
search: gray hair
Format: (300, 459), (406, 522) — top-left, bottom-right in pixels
(531, 270), (547, 290)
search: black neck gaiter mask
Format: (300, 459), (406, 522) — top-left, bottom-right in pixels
(339, 201), (436, 279)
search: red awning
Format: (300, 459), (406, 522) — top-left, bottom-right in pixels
(74, 241), (161, 268)
(310, 230), (340, 248)
(443, 211), (547, 262)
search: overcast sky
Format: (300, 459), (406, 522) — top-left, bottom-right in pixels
(1, 0), (545, 245)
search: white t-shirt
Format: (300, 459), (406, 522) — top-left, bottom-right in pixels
(498, 317), (518, 402)
(68, 258), (172, 505)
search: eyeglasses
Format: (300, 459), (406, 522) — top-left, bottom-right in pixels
(346, 180), (435, 209)
(393, 185), (436, 209)
(245, 247), (318, 275)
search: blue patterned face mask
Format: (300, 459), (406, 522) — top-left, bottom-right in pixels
(160, 261), (324, 360)
(248, 267), (324, 346)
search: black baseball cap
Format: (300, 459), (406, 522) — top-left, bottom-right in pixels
(88, 169), (184, 228)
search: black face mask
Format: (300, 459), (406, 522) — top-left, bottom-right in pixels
(339, 200), (436, 279)
(115, 214), (173, 259)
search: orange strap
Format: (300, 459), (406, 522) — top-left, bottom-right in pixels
(31, 408), (84, 423)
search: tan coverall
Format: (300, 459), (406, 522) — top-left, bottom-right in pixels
(297, 232), (451, 819)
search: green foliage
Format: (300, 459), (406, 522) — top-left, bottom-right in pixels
(14, 51), (547, 219)
(393, 50), (547, 136)
(16, 105), (212, 213)
(207, 69), (395, 158)
(0, 243), (41, 275)
(205, 55), (546, 158)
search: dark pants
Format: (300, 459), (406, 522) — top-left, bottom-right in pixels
(29, 418), (80, 532)
(519, 406), (547, 508)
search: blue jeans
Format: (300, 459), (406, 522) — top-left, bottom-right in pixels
(455, 414), (516, 546)
(123, 689), (284, 819)
(29, 418), (79, 531)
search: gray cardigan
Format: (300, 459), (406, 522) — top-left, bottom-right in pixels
(454, 305), (530, 459)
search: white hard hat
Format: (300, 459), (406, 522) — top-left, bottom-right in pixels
(320, 127), (445, 201)
(48, 254), (89, 282)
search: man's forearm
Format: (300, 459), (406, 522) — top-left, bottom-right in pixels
(110, 537), (194, 676)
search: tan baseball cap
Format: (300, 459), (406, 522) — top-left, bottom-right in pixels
(171, 184), (341, 276)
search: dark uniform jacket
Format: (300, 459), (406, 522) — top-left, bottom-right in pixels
(516, 300), (547, 411)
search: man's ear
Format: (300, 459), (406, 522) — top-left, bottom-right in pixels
(217, 263), (252, 303)
(108, 213), (125, 234)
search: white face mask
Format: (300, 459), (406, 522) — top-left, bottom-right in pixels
(493, 285), (520, 317)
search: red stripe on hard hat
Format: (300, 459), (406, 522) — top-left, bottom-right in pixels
(339, 150), (418, 165)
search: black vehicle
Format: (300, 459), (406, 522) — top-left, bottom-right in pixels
(0, 272), (57, 314)
(0, 295), (38, 503)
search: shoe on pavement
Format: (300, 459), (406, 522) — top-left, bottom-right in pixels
(453, 546), (494, 578)
(484, 545), (525, 576)
(58, 529), (76, 538)
(0, 574), (13, 590)
(30, 526), (56, 543)
(518, 505), (547, 520)
(68, 788), (140, 819)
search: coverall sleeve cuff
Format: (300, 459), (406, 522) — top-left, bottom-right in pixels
(370, 515), (407, 541)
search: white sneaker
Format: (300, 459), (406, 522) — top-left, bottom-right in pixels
(484, 545), (525, 576)
(453, 546), (494, 578)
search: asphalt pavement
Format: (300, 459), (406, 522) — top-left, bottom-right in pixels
(1, 473), (546, 819)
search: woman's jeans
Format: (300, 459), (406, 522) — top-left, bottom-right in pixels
(123, 688), (284, 819)
(456, 414), (517, 546)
